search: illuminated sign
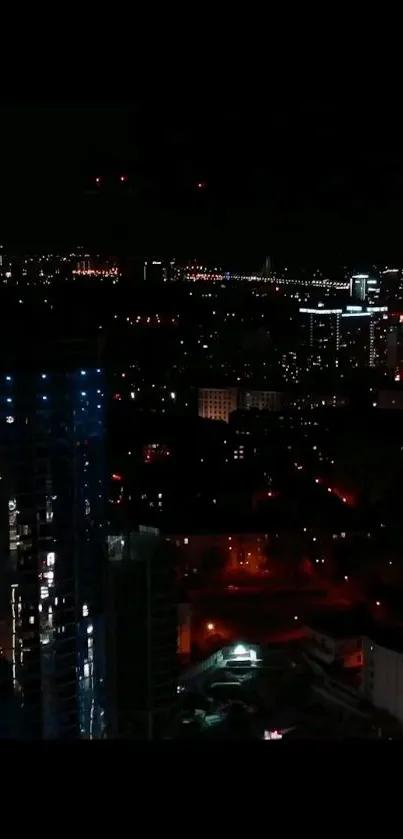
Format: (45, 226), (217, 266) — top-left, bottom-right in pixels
(299, 308), (342, 315)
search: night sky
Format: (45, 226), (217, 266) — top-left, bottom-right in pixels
(1, 97), (402, 268)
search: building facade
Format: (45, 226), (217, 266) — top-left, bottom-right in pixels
(106, 528), (178, 739)
(305, 622), (363, 669)
(238, 390), (282, 412)
(167, 531), (269, 576)
(198, 388), (238, 422)
(300, 304), (388, 371)
(0, 361), (107, 739)
(349, 274), (380, 303)
(361, 633), (403, 727)
(198, 387), (282, 422)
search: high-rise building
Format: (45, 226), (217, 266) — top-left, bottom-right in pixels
(106, 527), (178, 739)
(143, 259), (168, 284)
(386, 315), (403, 378)
(382, 268), (401, 301)
(300, 303), (388, 370)
(0, 339), (107, 738)
(349, 274), (380, 303)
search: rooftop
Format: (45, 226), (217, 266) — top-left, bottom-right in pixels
(307, 611), (371, 640)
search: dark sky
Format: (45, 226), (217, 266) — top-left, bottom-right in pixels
(0, 98), (402, 268)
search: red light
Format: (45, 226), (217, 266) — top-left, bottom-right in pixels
(95, 176), (101, 184)
(113, 393), (122, 401)
(112, 473), (122, 482)
(267, 491), (272, 497)
(197, 182), (206, 189)
(120, 175), (127, 182)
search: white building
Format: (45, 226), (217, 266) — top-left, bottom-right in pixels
(305, 618), (363, 669)
(240, 390), (282, 411)
(361, 632), (403, 726)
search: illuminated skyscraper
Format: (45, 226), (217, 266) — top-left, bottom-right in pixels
(0, 341), (107, 738)
(349, 274), (380, 303)
(299, 303), (388, 370)
(350, 273), (369, 302)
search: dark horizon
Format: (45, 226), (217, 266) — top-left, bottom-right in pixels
(1, 99), (403, 268)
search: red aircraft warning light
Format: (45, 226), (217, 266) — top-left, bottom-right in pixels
(95, 176), (101, 185)
(112, 473), (123, 482)
(120, 175), (127, 182)
(197, 182), (206, 189)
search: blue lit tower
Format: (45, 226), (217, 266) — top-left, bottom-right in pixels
(0, 346), (107, 738)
